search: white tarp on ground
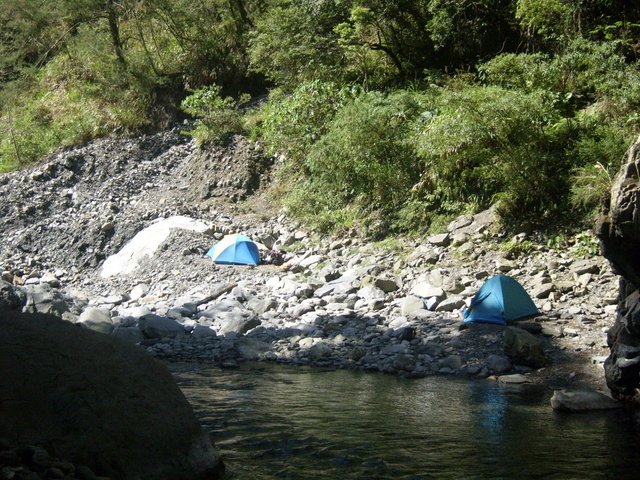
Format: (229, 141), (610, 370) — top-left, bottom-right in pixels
(101, 216), (210, 278)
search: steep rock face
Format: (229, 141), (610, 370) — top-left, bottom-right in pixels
(0, 310), (224, 479)
(596, 136), (640, 401)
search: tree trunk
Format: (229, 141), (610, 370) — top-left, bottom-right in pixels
(106, 0), (127, 68)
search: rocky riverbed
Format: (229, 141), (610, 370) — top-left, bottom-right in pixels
(0, 129), (620, 390)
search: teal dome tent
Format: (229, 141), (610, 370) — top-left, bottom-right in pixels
(463, 275), (538, 325)
(206, 234), (260, 266)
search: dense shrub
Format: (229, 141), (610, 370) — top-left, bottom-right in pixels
(181, 85), (246, 146)
(256, 81), (359, 164)
(480, 39), (639, 112)
(568, 121), (630, 216)
(248, 1), (349, 89)
(283, 90), (427, 234)
(414, 86), (572, 223)
(0, 28), (152, 170)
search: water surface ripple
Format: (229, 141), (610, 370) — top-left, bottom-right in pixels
(171, 363), (640, 479)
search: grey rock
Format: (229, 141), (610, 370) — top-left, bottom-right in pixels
(246, 297), (277, 315)
(290, 298), (318, 317)
(504, 327), (545, 368)
(120, 305), (152, 319)
(393, 354), (416, 372)
(23, 284), (70, 316)
(550, 389), (621, 412)
(236, 338), (271, 360)
(571, 259), (600, 276)
(318, 266), (340, 282)
(39, 272), (61, 288)
(200, 299), (244, 319)
(400, 296), (425, 316)
(112, 325), (144, 344)
(192, 325), (217, 338)
(424, 297), (440, 311)
(442, 278), (465, 294)
(438, 355), (462, 370)
(428, 233), (450, 247)
(214, 312), (260, 336)
(299, 254), (323, 268)
(374, 278), (399, 293)
(167, 306), (194, 320)
(381, 343), (409, 355)
(510, 321), (543, 335)
(448, 215), (474, 232)
(532, 283), (554, 299)
(486, 354), (512, 374)
(129, 284), (150, 301)
(451, 232), (470, 246)
(314, 283), (337, 298)
(356, 285), (386, 301)
(410, 283), (445, 299)
(78, 307), (114, 335)
(495, 259), (515, 273)
(394, 326), (416, 342)
(416, 341), (444, 357)
(408, 245), (439, 265)
(350, 347), (367, 361)
(541, 324), (564, 337)
(308, 341), (333, 359)
(435, 296), (465, 312)
(139, 314), (185, 338)
(498, 374), (529, 384)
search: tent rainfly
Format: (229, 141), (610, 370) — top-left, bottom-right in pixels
(206, 234), (260, 266)
(463, 275), (538, 326)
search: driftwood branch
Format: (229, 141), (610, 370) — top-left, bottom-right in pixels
(195, 283), (237, 307)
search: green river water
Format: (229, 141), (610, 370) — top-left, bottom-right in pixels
(172, 363), (640, 479)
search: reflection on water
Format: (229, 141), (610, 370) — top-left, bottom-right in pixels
(171, 363), (640, 480)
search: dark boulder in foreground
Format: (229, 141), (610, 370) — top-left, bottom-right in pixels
(597, 136), (640, 402)
(0, 310), (224, 480)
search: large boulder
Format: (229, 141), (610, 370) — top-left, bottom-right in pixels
(0, 311), (224, 479)
(504, 326), (545, 368)
(596, 137), (640, 401)
(100, 216), (211, 278)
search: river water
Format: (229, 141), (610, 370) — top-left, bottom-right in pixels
(172, 363), (640, 480)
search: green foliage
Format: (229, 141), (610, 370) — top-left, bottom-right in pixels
(414, 85), (572, 224)
(501, 238), (536, 259)
(568, 231), (600, 258)
(426, 0), (519, 65)
(0, 24), (152, 170)
(256, 81), (359, 164)
(283, 90), (427, 234)
(248, 1), (349, 89)
(569, 162), (613, 215)
(181, 85), (246, 146)
(480, 39), (637, 109)
(516, 0), (575, 43)
(567, 120), (627, 219)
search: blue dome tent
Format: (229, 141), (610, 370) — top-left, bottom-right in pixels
(206, 234), (260, 266)
(463, 275), (538, 325)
